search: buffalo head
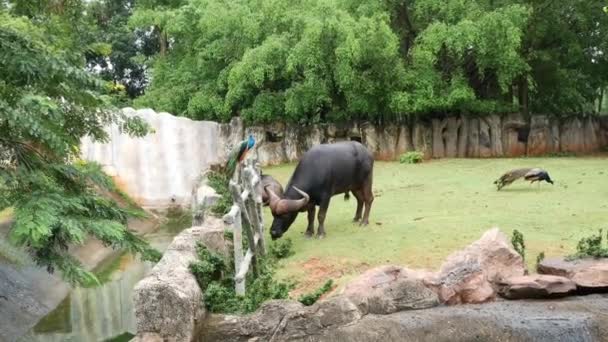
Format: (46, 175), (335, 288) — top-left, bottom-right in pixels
(266, 186), (309, 240)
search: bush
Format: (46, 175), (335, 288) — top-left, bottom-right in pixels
(298, 280), (334, 306)
(399, 151), (424, 164)
(206, 171), (232, 216)
(536, 251), (545, 269)
(511, 229), (525, 262)
(567, 229), (608, 260)
(269, 238), (294, 259)
(189, 242), (293, 314)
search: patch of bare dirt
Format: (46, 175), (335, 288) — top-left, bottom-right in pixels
(289, 257), (370, 299)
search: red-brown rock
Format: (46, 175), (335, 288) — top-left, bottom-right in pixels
(426, 228), (525, 305)
(342, 265), (439, 314)
(497, 274), (576, 299)
(538, 257), (608, 289)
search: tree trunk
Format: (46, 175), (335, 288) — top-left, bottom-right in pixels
(158, 26), (168, 56)
(598, 88), (604, 114)
(518, 76), (529, 116)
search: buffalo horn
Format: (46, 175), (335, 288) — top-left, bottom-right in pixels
(267, 186), (310, 215)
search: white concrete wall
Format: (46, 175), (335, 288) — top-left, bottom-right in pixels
(81, 108), (223, 208)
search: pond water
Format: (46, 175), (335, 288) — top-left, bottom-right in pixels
(17, 229), (177, 342)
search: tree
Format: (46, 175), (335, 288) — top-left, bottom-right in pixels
(0, 11), (160, 286)
(133, 0), (608, 122)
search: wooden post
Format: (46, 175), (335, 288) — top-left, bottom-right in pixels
(223, 205), (244, 295)
(242, 163), (266, 255)
(229, 180), (257, 277)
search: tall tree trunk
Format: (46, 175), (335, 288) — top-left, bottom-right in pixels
(157, 26), (168, 56)
(598, 88), (604, 114)
(518, 76), (529, 116)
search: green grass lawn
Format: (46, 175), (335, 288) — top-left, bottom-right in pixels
(262, 157), (608, 294)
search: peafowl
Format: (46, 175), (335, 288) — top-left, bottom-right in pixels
(225, 134), (256, 177)
(494, 168), (554, 190)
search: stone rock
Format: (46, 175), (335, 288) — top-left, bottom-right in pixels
(342, 265), (439, 314)
(457, 116), (469, 157)
(538, 257), (608, 290)
(478, 118), (493, 157)
(395, 124), (413, 156)
(466, 118), (480, 157)
(527, 115), (551, 156)
(200, 293), (608, 342)
(444, 117), (462, 158)
(497, 274), (576, 299)
(431, 119), (447, 158)
(131, 333), (164, 342)
(413, 122), (432, 159)
(256, 142), (287, 165)
(283, 125), (299, 162)
(583, 117), (600, 152)
(366, 125), (399, 161)
(486, 115), (503, 156)
(560, 117), (585, 153)
(426, 228), (525, 304)
(133, 218), (229, 341)
(501, 113), (527, 157)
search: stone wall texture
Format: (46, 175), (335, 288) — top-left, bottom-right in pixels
(81, 108), (608, 208)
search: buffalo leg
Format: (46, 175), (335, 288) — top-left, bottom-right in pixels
(316, 198), (330, 238)
(352, 189), (364, 222)
(305, 205), (316, 238)
(360, 175), (374, 226)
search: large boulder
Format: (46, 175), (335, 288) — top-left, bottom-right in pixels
(342, 265), (439, 314)
(425, 228), (525, 304)
(497, 274), (576, 299)
(133, 218), (229, 341)
(538, 257), (608, 290)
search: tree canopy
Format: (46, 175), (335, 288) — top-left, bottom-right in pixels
(131, 0), (608, 123)
(0, 5), (160, 286)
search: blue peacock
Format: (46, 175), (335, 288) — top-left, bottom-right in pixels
(225, 134), (256, 177)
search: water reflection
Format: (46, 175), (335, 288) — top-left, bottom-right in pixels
(19, 234), (174, 342)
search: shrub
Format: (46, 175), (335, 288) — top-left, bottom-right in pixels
(269, 238), (294, 259)
(399, 151), (424, 164)
(511, 229), (525, 262)
(189, 242), (293, 314)
(567, 229), (608, 260)
(298, 280), (334, 306)
(536, 251), (545, 270)
(206, 171), (232, 216)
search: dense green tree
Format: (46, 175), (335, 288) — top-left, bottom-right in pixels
(133, 0), (608, 122)
(0, 10), (160, 286)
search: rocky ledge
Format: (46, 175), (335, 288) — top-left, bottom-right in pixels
(133, 225), (608, 342)
(200, 294), (608, 342)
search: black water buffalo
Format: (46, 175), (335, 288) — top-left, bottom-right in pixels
(265, 141), (374, 240)
(259, 174), (283, 206)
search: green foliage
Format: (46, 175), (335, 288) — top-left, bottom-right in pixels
(567, 229), (608, 260)
(298, 280), (334, 306)
(511, 229), (526, 262)
(399, 151), (424, 164)
(536, 251), (545, 269)
(132, 0), (608, 121)
(269, 238), (294, 259)
(0, 10), (159, 286)
(206, 171), (232, 216)
(189, 242), (292, 314)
